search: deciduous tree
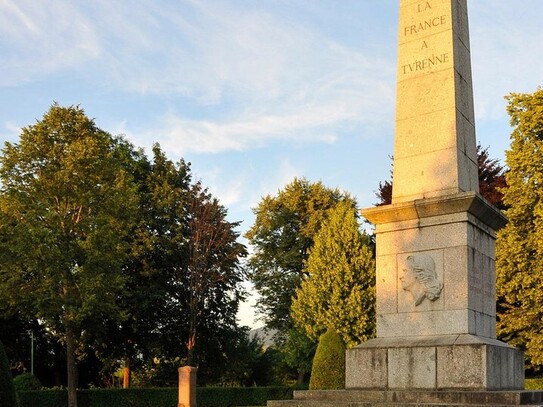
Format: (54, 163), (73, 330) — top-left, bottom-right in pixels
(496, 88), (543, 370)
(183, 181), (247, 367)
(0, 104), (137, 407)
(245, 178), (355, 336)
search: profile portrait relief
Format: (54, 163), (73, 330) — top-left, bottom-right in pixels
(400, 254), (443, 306)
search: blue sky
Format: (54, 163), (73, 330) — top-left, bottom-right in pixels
(1, 1), (542, 328)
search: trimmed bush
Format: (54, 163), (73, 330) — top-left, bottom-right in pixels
(18, 386), (294, 407)
(525, 377), (543, 390)
(309, 328), (345, 390)
(18, 389), (65, 407)
(13, 374), (41, 392)
(0, 340), (18, 407)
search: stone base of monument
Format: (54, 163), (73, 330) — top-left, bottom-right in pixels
(268, 389), (543, 407)
(345, 335), (524, 390)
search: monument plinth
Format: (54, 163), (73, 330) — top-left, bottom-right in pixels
(345, 0), (524, 391)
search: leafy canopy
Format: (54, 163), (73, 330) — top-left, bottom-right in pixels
(245, 178), (355, 335)
(0, 104), (138, 406)
(0, 103), (137, 332)
(496, 88), (543, 370)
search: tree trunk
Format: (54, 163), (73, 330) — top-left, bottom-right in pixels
(186, 331), (196, 366)
(122, 358), (131, 389)
(66, 326), (78, 407)
(297, 368), (305, 386)
(54, 342), (63, 387)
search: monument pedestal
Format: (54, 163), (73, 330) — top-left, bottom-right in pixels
(346, 335), (524, 390)
(344, 192), (524, 392)
(269, 389), (543, 407)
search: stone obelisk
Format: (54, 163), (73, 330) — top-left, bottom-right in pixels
(345, 0), (524, 390)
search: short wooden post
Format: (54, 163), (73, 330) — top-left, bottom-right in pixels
(178, 366), (197, 407)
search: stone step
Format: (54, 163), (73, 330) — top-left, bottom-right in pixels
(267, 390), (543, 407)
(268, 402), (543, 407)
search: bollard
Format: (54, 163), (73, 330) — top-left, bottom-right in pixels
(178, 366), (197, 407)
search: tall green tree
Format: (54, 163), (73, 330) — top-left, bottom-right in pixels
(183, 181), (247, 368)
(245, 178), (355, 336)
(93, 143), (247, 386)
(496, 88), (543, 370)
(94, 143), (193, 387)
(0, 104), (137, 406)
(291, 201), (375, 348)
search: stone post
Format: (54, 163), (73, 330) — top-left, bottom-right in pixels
(178, 366), (197, 407)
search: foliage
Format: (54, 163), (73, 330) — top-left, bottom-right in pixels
(279, 328), (316, 385)
(375, 145), (507, 207)
(17, 387), (295, 407)
(184, 182), (247, 366)
(309, 328), (345, 390)
(0, 104), (138, 406)
(0, 340), (18, 407)
(525, 377), (543, 390)
(13, 373), (41, 392)
(245, 178), (355, 336)
(0, 105), (250, 391)
(496, 88), (543, 370)
(477, 145), (508, 210)
(291, 201), (375, 348)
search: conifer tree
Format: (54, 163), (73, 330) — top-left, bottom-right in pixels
(496, 88), (543, 369)
(291, 201), (375, 348)
(246, 178), (355, 336)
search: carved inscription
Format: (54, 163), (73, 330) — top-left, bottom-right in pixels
(404, 15), (446, 37)
(400, 1), (450, 75)
(402, 53), (449, 74)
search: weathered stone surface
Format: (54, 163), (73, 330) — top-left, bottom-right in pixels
(345, 348), (387, 389)
(392, 0), (478, 203)
(346, 337), (524, 391)
(361, 192), (505, 342)
(267, 389), (543, 407)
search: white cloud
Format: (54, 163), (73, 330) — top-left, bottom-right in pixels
(470, 1), (543, 121)
(0, 0), (101, 85)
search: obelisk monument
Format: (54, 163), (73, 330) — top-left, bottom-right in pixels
(346, 0), (524, 390)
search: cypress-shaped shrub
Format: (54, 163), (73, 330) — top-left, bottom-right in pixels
(309, 328), (345, 390)
(0, 340), (18, 407)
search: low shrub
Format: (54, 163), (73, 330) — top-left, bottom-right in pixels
(525, 377), (543, 390)
(18, 386), (294, 407)
(309, 328), (345, 390)
(13, 373), (42, 392)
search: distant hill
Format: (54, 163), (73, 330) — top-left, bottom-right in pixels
(249, 327), (277, 349)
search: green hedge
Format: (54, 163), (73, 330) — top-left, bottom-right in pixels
(18, 386), (294, 407)
(525, 377), (543, 390)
